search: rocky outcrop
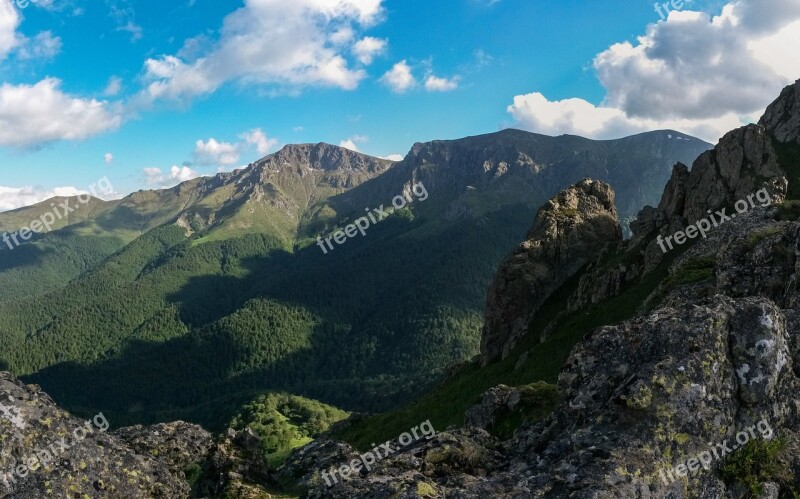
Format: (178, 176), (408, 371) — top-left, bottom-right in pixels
(507, 206), (800, 497)
(760, 78), (800, 144)
(480, 179), (622, 364)
(287, 428), (507, 499)
(463, 385), (519, 431)
(681, 125), (786, 223)
(629, 80), (800, 275)
(113, 421), (214, 477)
(259, 143), (393, 174)
(0, 372), (190, 498)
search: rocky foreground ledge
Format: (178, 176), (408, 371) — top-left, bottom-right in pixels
(0, 372), (280, 498)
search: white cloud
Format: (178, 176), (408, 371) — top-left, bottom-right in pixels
(16, 31), (61, 60)
(143, 165), (201, 187)
(339, 134), (367, 152)
(353, 36), (387, 64)
(104, 76), (122, 96)
(508, 0), (800, 143)
(109, 2), (142, 41)
(0, 185), (80, 211)
(380, 60), (415, 93)
(0, 2), (21, 59)
(193, 128), (278, 166)
(104, 152), (113, 165)
(0, 4), (62, 62)
(425, 74), (459, 92)
(240, 128), (278, 156)
(194, 138), (240, 166)
(0, 78), (122, 148)
(138, 0), (385, 105)
(0, 183), (122, 212)
(381, 154), (404, 161)
(507, 92), (740, 142)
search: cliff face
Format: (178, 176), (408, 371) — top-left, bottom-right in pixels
(480, 179), (622, 364)
(760, 79), (800, 144)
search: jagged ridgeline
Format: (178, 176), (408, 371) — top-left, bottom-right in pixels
(0, 130), (707, 432)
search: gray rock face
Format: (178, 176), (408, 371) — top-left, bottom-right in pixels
(287, 428), (508, 499)
(480, 179), (622, 364)
(506, 207), (800, 498)
(623, 92), (793, 279)
(260, 143), (393, 174)
(113, 421), (214, 477)
(0, 373), (190, 498)
(682, 124), (786, 223)
(463, 385), (518, 431)
(401, 128), (711, 223)
(760, 78), (800, 144)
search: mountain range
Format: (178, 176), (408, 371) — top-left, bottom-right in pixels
(0, 128), (709, 435)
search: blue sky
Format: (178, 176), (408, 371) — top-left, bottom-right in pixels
(0, 0), (798, 210)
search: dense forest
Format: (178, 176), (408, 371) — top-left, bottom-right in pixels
(0, 201), (533, 430)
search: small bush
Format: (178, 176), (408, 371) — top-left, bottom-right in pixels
(776, 200), (800, 221)
(745, 226), (783, 249)
(491, 382), (560, 439)
(720, 438), (790, 496)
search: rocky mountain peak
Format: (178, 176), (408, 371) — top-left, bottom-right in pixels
(759, 78), (800, 144)
(480, 179), (622, 364)
(628, 81), (800, 270)
(255, 143), (390, 173)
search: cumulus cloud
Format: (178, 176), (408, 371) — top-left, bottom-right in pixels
(353, 36), (387, 64)
(143, 165), (201, 187)
(0, 78), (122, 148)
(193, 128), (278, 166)
(240, 128), (278, 156)
(508, 92), (740, 142)
(15, 31), (62, 60)
(0, 2), (20, 59)
(381, 153), (404, 161)
(425, 74), (459, 92)
(138, 0), (385, 105)
(339, 135), (367, 152)
(0, 183), (121, 212)
(194, 138), (240, 166)
(0, 4), (62, 61)
(104, 76), (122, 96)
(380, 60), (415, 93)
(508, 0), (800, 143)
